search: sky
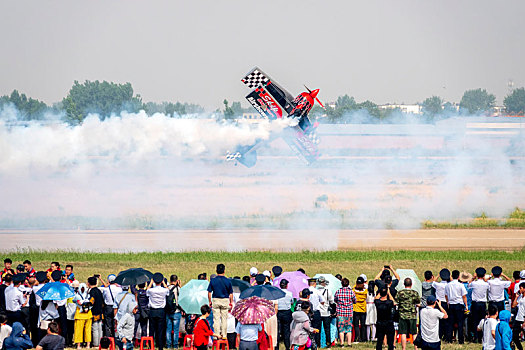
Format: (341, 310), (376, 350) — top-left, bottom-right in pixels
(1, 0), (525, 110)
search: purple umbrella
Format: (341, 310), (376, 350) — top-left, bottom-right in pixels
(272, 271), (309, 298)
(231, 296), (275, 325)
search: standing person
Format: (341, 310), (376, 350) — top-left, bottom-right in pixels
(99, 274), (122, 337)
(50, 270), (68, 340)
(0, 274), (13, 313)
(116, 300), (138, 350)
(276, 279), (293, 350)
(4, 322), (33, 350)
(365, 281), (377, 342)
(307, 278), (325, 347)
(207, 264), (233, 340)
(511, 282), (525, 350)
(0, 314), (12, 349)
(166, 275), (182, 349)
(318, 276), (334, 347)
(36, 321), (65, 350)
(488, 266), (512, 312)
(66, 281), (80, 347)
(193, 305), (218, 350)
(334, 278), (356, 347)
(509, 271), (522, 302)
(374, 266), (400, 299)
(87, 276), (104, 348)
(235, 322), (262, 350)
(114, 286), (136, 325)
(374, 287), (395, 350)
(352, 277), (367, 343)
(470, 267), (489, 343)
(73, 287), (93, 350)
(421, 271), (435, 308)
(477, 305), (498, 350)
(147, 273), (169, 350)
(395, 278), (420, 350)
(432, 269), (450, 340)
(419, 296), (447, 350)
(134, 283), (149, 343)
(444, 270), (468, 344)
(290, 301), (319, 350)
(495, 310), (512, 350)
(5, 274), (30, 326)
(458, 272), (473, 341)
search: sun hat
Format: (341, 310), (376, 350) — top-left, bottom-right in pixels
(249, 267), (258, 276)
(71, 280), (80, 288)
(459, 271), (472, 283)
(317, 276), (329, 284)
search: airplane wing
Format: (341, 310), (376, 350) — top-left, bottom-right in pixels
(282, 125), (320, 165)
(242, 67), (296, 118)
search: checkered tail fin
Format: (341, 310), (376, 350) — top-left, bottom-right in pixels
(241, 67), (270, 89)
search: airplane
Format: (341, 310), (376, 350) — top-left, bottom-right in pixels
(226, 67), (324, 167)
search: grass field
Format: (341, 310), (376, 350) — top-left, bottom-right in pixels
(5, 249), (525, 284)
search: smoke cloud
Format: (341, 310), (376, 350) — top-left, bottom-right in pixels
(0, 104), (524, 235)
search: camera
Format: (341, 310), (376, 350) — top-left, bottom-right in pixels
(384, 265), (390, 269)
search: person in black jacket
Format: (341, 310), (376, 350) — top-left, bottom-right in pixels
(374, 287), (396, 350)
(87, 277), (104, 347)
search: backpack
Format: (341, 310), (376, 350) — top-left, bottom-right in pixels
(165, 286), (179, 314)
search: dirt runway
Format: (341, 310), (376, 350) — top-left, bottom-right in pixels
(1, 229), (524, 252)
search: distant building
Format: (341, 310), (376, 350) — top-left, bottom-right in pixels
(378, 103), (422, 115)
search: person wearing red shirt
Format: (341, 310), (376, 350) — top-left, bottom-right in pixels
(193, 305), (218, 350)
(509, 271), (521, 302)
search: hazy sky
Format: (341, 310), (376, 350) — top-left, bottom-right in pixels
(1, 0), (524, 110)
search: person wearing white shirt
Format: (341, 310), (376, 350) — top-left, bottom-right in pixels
(5, 275), (29, 326)
(317, 276), (334, 348)
(477, 305), (499, 350)
(487, 266), (512, 312)
(420, 296), (447, 348)
(308, 278), (325, 347)
(514, 271), (525, 295)
(470, 267), (489, 343)
(99, 274), (123, 338)
(433, 269), (451, 340)
(512, 283), (525, 350)
(276, 279), (293, 350)
(147, 273), (169, 350)
(444, 270), (468, 344)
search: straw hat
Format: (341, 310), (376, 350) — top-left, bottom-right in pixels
(459, 271), (472, 283)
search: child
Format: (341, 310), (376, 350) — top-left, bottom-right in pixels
(193, 305), (219, 350)
(0, 314), (13, 349)
(116, 301), (138, 350)
(36, 321), (65, 350)
(100, 337), (112, 350)
(366, 281), (377, 341)
(478, 305), (498, 350)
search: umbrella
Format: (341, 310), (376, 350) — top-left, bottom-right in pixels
(313, 274), (342, 295)
(178, 279), (209, 315)
(240, 285), (285, 300)
(36, 282), (75, 301)
(114, 268), (153, 286)
(272, 271), (309, 299)
(231, 296), (275, 324)
(395, 269), (422, 296)
(230, 278), (251, 294)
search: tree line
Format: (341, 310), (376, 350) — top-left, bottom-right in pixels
(1, 80), (525, 125)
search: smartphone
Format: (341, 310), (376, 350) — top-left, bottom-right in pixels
(94, 274), (100, 278)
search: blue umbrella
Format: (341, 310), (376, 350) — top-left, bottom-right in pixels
(179, 280), (209, 315)
(36, 282), (75, 300)
(240, 285), (285, 300)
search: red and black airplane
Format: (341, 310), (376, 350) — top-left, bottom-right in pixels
(226, 67), (323, 167)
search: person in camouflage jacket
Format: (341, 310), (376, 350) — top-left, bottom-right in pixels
(395, 278), (420, 350)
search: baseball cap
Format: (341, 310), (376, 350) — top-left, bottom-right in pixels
(520, 270), (525, 279)
(262, 270), (271, 278)
(427, 295), (437, 304)
(107, 274), (116, 283)
(249, 267), (258, 276)
(359, 274), (367, 282)
(356, 276), (365, 284)
(301, 288), (311, 297)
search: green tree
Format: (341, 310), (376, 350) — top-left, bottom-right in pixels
(222, 99), (235, 119)
(0, 90), (49, 120)
(357, 100), (381, 119)
(230, 101), (244, 117)
(421, 96), (443, 117)
(459, 88), (496, 115)
(325, 95), (357, 123)
(62, 80), (143, 124)
(504, 87), (525, 115)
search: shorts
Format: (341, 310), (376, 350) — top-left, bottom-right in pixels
(398, 318), (417, 335)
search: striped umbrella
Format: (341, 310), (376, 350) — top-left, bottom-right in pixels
(231, 296), (275, 325)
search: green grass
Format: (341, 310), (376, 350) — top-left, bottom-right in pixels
(422, 207), (525, 229)
(4, 249), (525, 285)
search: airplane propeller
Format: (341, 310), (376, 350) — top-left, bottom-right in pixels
(304, 85), (325, 109)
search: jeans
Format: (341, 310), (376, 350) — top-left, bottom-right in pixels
(446, 304), (465, 344)
(149, 308), (166, 350)
(277, 310), (292, 350)
(353, 312), (367, 341)
(116, 338), (134, 350)
(166, 312), (182, 348)
(92, 320), (103, 347)
(375, 321), (394, 350)
(321, 316), (332, 346)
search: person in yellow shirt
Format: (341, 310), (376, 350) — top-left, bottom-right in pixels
(73, 283), (93, 350)
(353, 276), (368, 342)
